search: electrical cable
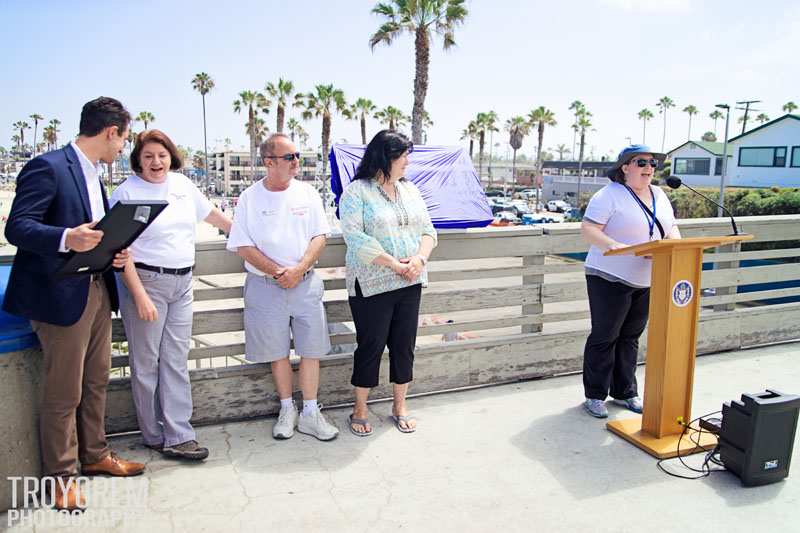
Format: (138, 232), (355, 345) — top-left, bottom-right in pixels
(656, 410), (727, 480)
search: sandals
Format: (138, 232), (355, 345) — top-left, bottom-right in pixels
(390, 415), (417, 434)
(348, 414), (373, 437)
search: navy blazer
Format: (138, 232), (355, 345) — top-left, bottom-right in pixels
(3, 144), (120, 326)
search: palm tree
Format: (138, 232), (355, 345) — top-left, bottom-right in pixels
(575, 110), (593, 207)
(12, 121), (29, 151)
(265, 78), (298, 133)
(474, 111), (498, 186)
(460, 120), (478, 158)
(505, 116), (529, 192)
(374, 105), (409, 131)
(783, 101), (797, 114)
(568, 100), (585, 157)
(709, 110), (724, 137)
(191, 72), (215, 193)
(352, 98), (377, 144)
(755, 113), (770, 124)
(369, 0), (468, 144)
(135, 111), (155, 130)
(553, 143), (570, 161)
(233, 90), (269, 182)
(421, 110), (434, 143)
(638, 108), (654, 144)
(298, 84), (348, 204)
(683, 105), (698, 140)
(11, 134), (21, 153)
(656, 96), (675, 152)
(48, 118), (61, 149)
(42, 125), (56, 151)
(528, 107), (556, 211)
(701, 131), (717, 142)
(286, 118), (303, 144)
(29, 114), (44, 156)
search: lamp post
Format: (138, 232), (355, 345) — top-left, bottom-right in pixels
(715, 104), (731, 218)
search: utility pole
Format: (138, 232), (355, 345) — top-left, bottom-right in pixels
(716, 104), (731, 218)
(736, 100), (761, 134)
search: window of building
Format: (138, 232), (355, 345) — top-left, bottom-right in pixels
(739, 147), (787, 167)
(791, 147), (800, 168)
(674, 157), (711, 175)
(714, 157), (723, 175)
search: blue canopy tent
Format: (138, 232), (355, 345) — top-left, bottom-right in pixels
(329, 144), (492, 228)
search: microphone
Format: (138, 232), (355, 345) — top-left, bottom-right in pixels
(665, 176), (739, 235)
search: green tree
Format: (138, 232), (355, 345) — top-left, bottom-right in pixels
(191, 72), (215, 192)
(682, 105), (698, 140)
(421, 110), (433, 143)
(265, 78), (299, 133)
(783, 101), (797, 114)
(638, 108), (654, 144)
(135, 111), (155, 130)
(701, 131), (717, 142)
(460, 120), (478, 158)
(575, 110), (593, 205)
(233, 90), (269, 183)
(528, 106), (556, 210)
(474, 111), (498, 186)
(505, 116), (529, 191)
(374, 105), (409, 131)
(568, 100), (584, 156)
(29, 113), (43, 156)
(298, 84), (348, 203)
(755, 113), (770, 124)
(553, 143), (570, 160)
(709, 110), (724, 137)
(656, 96), (675, 152)
(286, 118), (307, 146)
(12, 121), (29, 151)
(352, 98), (377, 144)
(48, 118), (61, 150)
(369, 0), (468, 144)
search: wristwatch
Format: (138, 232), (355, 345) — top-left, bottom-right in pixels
(417, 254), (428, 265)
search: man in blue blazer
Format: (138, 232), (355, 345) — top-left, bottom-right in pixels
(4, 97), (144, 511)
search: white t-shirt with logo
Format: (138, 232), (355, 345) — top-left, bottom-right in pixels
(583, 182), (676, 287)
(226, 179), (331, 276)
(110, 172), (213, 268)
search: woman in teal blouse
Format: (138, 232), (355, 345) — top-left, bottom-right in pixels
(339, 130), (437, 436)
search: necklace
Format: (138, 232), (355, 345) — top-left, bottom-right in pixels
(376, 181), (409, 226)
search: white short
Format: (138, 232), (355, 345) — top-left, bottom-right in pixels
(243, 271), (331, 362)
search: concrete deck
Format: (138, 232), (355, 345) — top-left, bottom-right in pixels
(3, 342), (799, 533)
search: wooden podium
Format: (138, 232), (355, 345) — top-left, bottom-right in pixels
(604, 234), (752, 458)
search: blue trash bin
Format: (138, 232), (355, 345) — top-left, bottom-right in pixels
(0, 264), (39, 352)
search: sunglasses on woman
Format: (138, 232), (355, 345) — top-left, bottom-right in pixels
(631, 158), (659, 168)
(265, 152), (301, 162)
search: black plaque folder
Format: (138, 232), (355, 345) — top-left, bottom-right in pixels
(57, 200), (168, 277)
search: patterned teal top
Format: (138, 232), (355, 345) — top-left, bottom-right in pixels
(339, 178), (438, 297)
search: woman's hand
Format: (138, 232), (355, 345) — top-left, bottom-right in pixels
(390, 258), (411, 278)
(399, 255), (424, 282)
(135, 293), (158, 322)
(605, 241), (627, 252)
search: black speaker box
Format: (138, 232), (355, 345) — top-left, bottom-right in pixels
(719, 389), (800, 486)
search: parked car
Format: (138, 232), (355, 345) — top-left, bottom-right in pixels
(488, 198), (514, 214)
(563, 207), (583, 220)
(492, 211), (520, 225)
(485, 189), (506, 198)
(522, 213), (557, 225)
(547, 199), (571, 213)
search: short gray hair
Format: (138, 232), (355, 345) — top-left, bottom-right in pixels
(259, 133), (291, 158)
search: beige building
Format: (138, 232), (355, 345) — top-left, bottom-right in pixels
(209, 150), (320, 195)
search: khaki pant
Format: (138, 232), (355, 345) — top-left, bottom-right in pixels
(31, 278), (112, 476)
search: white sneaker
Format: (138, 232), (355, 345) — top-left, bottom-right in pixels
(273, 403), (298, 440)
(297, 406), (339, 441)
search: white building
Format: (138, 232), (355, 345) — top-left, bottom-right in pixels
(209, 150), (319, 195)
(668, 114), (800, 189)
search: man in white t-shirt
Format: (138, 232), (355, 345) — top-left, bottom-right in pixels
(227, 133), (338, 441)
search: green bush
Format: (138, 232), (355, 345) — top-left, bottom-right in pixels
(662, 186), (800, 218)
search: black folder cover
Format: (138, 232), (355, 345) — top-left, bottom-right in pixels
(57, 200), (168, 277)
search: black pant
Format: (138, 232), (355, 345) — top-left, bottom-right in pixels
(583, 275), (650, 401)
(349, 281), (422, 388)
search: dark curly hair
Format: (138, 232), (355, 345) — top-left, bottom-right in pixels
(353, 129), (413, 182)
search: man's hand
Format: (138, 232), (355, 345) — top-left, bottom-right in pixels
(276, 265), (304, 289)
(112, 249), (129, 269)
(399, 256), (424, 282)
(135, 293), (158, 322)
(65, 222), (103, 252)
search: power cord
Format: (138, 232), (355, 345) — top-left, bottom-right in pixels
(656, 410), (727, 480)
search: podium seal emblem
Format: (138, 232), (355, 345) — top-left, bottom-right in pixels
(672, 280), (693, 307)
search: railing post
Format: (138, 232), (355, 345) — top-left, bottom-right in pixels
(522, 252), (545, 333)
(712, 242), (741, 312)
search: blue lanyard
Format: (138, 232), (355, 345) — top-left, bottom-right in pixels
(624, 185), (656, 239)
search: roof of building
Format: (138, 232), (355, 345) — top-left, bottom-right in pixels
(727, 113), (800, 144)
(666, 140), (727, 157)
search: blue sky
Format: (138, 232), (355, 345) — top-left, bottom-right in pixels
(1, 0), (797, 161)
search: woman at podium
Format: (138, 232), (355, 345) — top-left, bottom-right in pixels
(579, 145), (680, 418)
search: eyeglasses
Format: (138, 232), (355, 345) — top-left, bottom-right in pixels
(265, 152), (301, 162)
(632, 158), (659, 168)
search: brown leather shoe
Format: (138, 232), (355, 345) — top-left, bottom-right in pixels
(52, 478), (86, 511)
(81, 451), (145, 477)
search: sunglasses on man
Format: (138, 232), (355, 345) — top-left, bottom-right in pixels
(265, 152), (301, 162)
(631, 158), (659, 168)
